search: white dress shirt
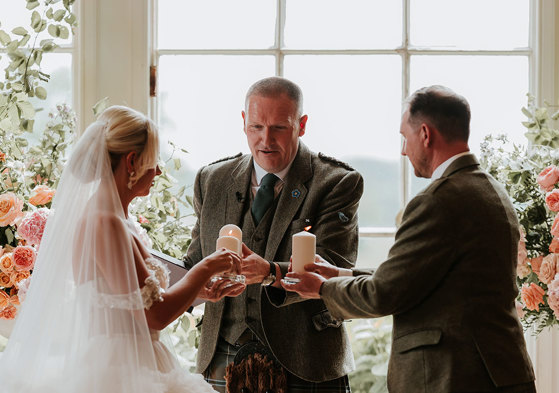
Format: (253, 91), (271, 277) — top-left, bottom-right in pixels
(431, 151), (471, 181)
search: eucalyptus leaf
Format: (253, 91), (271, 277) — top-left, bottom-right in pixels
(53, 9), (66, 22)
(5, 228), (13, 244)
(17, 101), (35, 119)
(12, 26), (28, 36)
(35, 86), (47, 99)
(26, 0), (40, 10)
(19, 34), (31, 47)
(31, 10), (41, 28)
(58, 25), (69, 39)
(173, 158), (181, 170)
(92, 97), (109, 117)
(46, 7), (54, 19)
(47, 24), (60, 38)
(0, 30), (10, 45)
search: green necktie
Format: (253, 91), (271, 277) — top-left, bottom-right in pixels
(252, 173), (279, 225)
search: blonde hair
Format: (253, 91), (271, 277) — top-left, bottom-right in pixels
(98, 105), (159, 188)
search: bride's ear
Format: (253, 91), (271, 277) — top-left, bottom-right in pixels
(125, 151), (136, 174)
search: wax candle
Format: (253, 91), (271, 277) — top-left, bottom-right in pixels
(216, 235), (241, 255)
(292, 230), (316, 274)
(218, 224), (242, 254)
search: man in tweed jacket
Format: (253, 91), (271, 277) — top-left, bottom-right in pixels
(283, 86), (535, 393)
(184, 77), (363, 392)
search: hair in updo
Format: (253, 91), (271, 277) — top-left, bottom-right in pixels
(98, 105), (159, 188)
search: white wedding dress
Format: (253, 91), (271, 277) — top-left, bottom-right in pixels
(0, 120), (216, 392)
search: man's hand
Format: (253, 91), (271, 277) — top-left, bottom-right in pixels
(280, 272), (325, 299)
(302, 255), (343, 279)
(198, 278), (246, 302)
(240, 243), (271, 285)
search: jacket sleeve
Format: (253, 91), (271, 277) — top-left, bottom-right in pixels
(267, 169), (364, 307)
(321, 191), (459, 320)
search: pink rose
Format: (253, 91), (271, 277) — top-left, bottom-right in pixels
(28, 185), (55, 206)
(538, 165), (559, 192)
(530, 255), (544, 274)
(537, 254), (558, 284)
(521, 283), (545, 311)
(552, 214), (559, 237)
(12, 246), (35, 271)
(550, 238), (559, 253)
(17, 208), (49, 246)
(547, 274), (559, 319)
(547, 189), (559, 212)
(0, 192), (24, 226)
(515, 300), (526, 319)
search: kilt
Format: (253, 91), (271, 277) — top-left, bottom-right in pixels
(203, 335), (351, 393)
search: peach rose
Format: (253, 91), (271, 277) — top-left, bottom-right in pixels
(550, 238), (559, 253)
(538, 165), (559, 192)
(521, 283), (545, 311)
(538, 254), (558, 284)
(552, 214), (559, 237)
(547, 274), (559, 318)
(0, 290), (8, 309)
(515, 300), (526, 319)
(0, 253), (14, 274)
(0, 151), (5, 162)
(530, 255), (544, 274)
(28, 185), (55, 206)
(0, 192), (24, 226)
(0, 304), (16, 319)
(0, 271), (12, 288)
(10, 270), (30, 288)
(546, 189), (559, 212)
(12, 246), (36, 271)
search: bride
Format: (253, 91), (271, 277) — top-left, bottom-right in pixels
(0, 106), (244, 392)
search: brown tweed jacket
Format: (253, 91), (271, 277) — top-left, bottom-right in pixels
(184, 142), (364, 382)
(321, 154), (535, 392)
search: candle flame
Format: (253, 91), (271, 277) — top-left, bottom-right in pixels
(228, 230), (233, 236)
(304, 226), (312, 231)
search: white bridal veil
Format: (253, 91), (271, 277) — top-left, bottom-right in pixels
(0, 120), (213, 392)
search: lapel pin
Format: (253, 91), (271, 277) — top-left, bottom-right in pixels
(291, 189), (301, 198)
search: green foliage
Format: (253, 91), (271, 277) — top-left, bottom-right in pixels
(347, 318), (391, 393)
(480, 95), (559, 334)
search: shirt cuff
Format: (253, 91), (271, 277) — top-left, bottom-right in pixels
(338, 268), (353, 277)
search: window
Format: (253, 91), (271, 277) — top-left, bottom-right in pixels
(153, 0), (532, 269)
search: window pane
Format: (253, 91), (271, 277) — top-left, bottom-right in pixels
(284, 55), (402, 227)
(357, 236), (394, 269)
(158, 55), (275, 190)
(410, 55), (529, 154)
(284, 0), (402, 49)
(158, 0), (276, 49)
(410, 0), (529, 49)
(1, 2), (73, 46)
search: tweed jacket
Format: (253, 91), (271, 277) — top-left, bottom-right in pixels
(321, 154), (535, 392)
(184, 142), (364, 382)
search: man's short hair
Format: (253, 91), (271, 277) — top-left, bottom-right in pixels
(405, 85), (470, 142)
(245, 77), (304, 116)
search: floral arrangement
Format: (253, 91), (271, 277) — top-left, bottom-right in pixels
(480, 95), (559, 334)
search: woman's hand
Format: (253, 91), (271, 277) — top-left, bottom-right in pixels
(198, 278), (245, 302)
(202, 248), (242, 275)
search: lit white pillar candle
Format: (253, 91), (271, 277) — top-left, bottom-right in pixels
(216, 235), (241, 255)
(218, 224), (242, 254)
(292, 230), (316, 274)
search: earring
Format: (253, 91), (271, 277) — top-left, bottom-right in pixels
(127, 171), (135, 190)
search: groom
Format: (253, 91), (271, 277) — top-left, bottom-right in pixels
(184, 76), (363, 392)
(283, 86), (536, 392)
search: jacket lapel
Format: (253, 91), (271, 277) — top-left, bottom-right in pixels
(265, 143), (313, 260)
(225, 155), (253, 226)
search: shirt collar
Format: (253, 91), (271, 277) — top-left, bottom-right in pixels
(431, 151), (471, 181)
(253, 159), (293, 185)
